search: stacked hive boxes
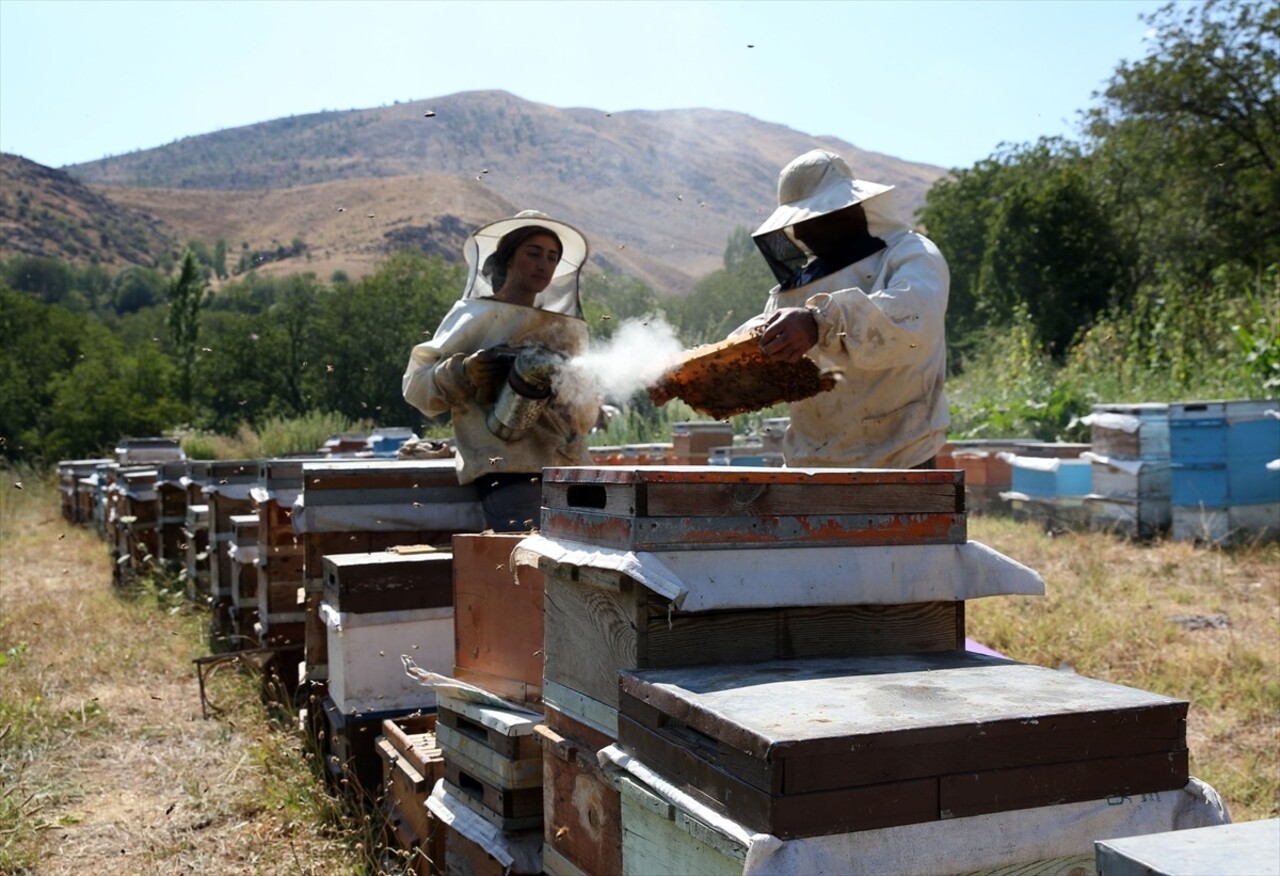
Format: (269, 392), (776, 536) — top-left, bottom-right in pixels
(228, 513), (260, 640)
(377, 712), (445, 875)
(90, 461), (117, 538)
(155, 460), (189, 570)
(318, 547), (455, 794)
(252, 458), (318, 649)
(405, 533), (548, 875)
(513, 464), (1223, 875)
(521, 465), (985, 875)
(670, 421), (735, 466)
(947, 439), (1026, 514)
(1169, 399), (1280, 543)
(431, 691), (544, 875)
(1081, 403), (1172, 538)
(115, 466), (160, 582)
(293, 459), (483, 697)
(999, 442), (1093, 528)
(58, 458), (112, 524)
(194, 459), (257, 628)
(181, 462), (212, 600)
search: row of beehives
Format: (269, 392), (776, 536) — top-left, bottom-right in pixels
(58, 451), (1241, 874)
(942, 399), (1280, 543)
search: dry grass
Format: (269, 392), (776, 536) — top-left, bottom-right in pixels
(966, 515), (1280, 823)
(0, 470), (371, 874)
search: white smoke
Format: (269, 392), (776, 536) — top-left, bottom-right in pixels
(573, 314), (685, 402)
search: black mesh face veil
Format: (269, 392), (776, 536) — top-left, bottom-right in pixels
(754, 226), (812, 287)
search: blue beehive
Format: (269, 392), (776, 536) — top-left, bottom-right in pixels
(1170, 400), (1280, 508)
(1008, 454), (1092, 499)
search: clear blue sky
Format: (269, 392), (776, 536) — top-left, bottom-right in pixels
(0, 0), (1173, 172)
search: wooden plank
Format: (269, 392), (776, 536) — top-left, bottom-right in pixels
(441, 773), (543, 831)
(618, 713), (939, 838)
(535, 723), (622, 876)
(617, 773), (748, 876)
(452, 533), (545, 709)
(542, 571), (641, 710)
(541, 843), (590, 876)
(445, 823), (533, 876)
(542, 475), (965, 517)
(939, 749), (1190, 819)
(382, 713), (442, 781)
(541, 507), (966, 551)
(436, 708), (541, 762)
(542, 700), (616, 752)
(379, 735), (433, 836)
(642, 599), (964, 666)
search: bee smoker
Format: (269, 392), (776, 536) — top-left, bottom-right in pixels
(486, 347), (565, 441)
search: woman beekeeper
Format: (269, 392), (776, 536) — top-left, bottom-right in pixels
(402, 210), (598, 532)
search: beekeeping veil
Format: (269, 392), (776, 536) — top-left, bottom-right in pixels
(752, 149), (896, 287)
(462, 210), (589, 319)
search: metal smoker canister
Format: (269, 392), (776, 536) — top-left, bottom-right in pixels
(486, 348), (564, 441)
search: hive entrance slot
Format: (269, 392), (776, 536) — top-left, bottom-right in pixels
(566, 485), (608, 509)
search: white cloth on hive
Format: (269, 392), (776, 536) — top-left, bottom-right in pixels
(511, 534), (1044, 611)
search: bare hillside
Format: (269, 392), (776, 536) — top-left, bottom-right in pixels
(0, 153), (172, 268)
(66, 90), (949, 287)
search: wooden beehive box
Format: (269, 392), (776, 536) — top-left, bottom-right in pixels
(377, 713), (445, 875)
(229, 513), (260, 616)
(452, 533), (545, 707)
(198, 460), (259, 600)
(156, 460), (189, 567)
(297, 459), (483, 685)
(535, 720), (622, 876)
(540, 466), (966, 551)
(436, 691), (543, 834)
(537, 555), (967, 740)
(618, 652), (1189, 839)
(323, 548), (454, 614)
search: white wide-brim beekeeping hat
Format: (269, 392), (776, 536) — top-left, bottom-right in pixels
(753, 149), (894, 238)
(462, 210), (589, 318)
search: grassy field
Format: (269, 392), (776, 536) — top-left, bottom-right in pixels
(1, 468), (1276, 874)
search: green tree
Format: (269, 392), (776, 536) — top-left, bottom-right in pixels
(0, 287), (93, 460)
(213, 238), (228, 279)
(167, 251), (206, 407)
(975, 164), (1125, 357)
(43, 335), (183, 460)
(1085, 0), (1279, 283)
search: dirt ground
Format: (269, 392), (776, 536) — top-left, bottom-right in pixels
(0, 481), (361, 875)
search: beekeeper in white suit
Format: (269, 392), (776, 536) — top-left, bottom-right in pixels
(747, 149), (950, 469)
(402, 210), (597, 531)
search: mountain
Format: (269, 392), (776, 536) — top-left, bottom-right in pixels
(14, 91), (949, 292)
(0, 153), (172, 267)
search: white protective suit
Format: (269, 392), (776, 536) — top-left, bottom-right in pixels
(751, 158), (950, 469)
(402, 213), (597, 486)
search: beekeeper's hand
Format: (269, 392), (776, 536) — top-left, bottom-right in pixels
(759, 307), (819, 364)
(434, 348), (511, 405)
(463, 349), (510, 393)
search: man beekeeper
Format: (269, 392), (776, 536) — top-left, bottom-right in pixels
(747, 148), (950, 469)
